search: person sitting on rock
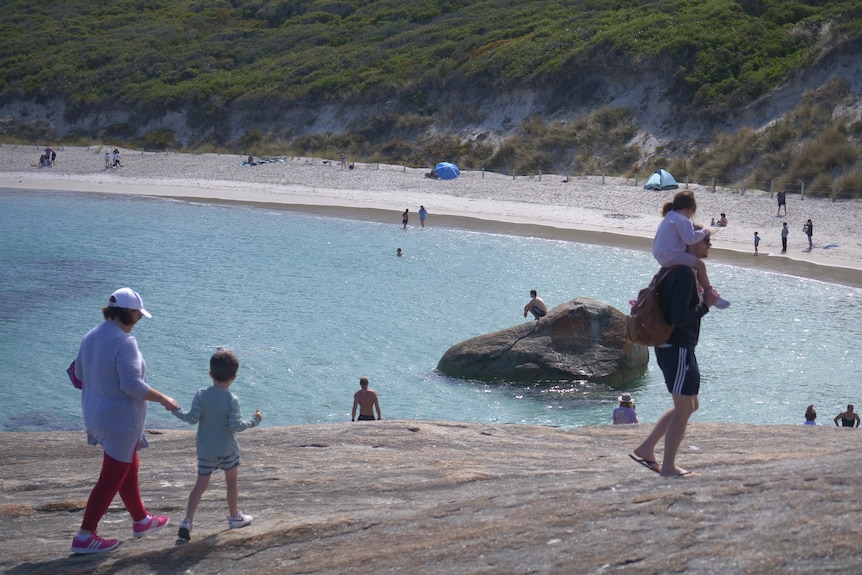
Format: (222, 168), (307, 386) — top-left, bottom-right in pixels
(523, 290), (547, 320)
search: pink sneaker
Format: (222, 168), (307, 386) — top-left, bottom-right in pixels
(133, 514), (169, 538)
(70, 532), (120, 554)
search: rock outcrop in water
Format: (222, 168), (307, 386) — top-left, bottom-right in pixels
(2, 422), (862, 574)
(436, 296), (648, 385)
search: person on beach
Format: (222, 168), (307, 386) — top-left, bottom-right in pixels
(633, 231), (718, 477)
(804, 219), (813, 249)
(340, 150), (346, 170)
(834, 404), (860, 428)
(71, 288), (179, 554)
(777, 188), (787, 216)
(613, 393), (638, 424)
(781, 222), (789, 253)
(754, 231), (760, 255)
(104, 151), (110, 169)
(402, 209), (409, 229)
(800, 404), (821, 425)
(112, 148), (122, 168)
(652, 190), (730, 309)
(352, 376), (381, 421)
(717, 213), (728, 227)
(172, 348), (262, 541)
(523, 289), (547, 320)
(419, 205), (427, 227)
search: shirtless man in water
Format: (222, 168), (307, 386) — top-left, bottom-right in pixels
(352, 377), (381, 421)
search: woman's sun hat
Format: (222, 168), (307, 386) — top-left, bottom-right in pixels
(108, 287), (151, 318)
(618, 393), (633, 404)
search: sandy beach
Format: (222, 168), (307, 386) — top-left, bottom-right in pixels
(4, 144), (862, 287)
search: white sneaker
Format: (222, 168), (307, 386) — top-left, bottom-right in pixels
(715, 297), (731, 309)
(178, 518), (192, 541)
(228, 513), (253, 529)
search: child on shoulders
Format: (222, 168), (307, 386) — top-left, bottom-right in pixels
(652, 190), (730, 309)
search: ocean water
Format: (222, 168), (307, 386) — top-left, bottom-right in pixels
(1, 188), (860, 432)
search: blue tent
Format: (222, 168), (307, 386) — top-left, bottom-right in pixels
(434, 162), (461, 180)
(643, 169), (679, 190)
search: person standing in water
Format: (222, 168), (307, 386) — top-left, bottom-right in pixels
(352, 377), (381, 421)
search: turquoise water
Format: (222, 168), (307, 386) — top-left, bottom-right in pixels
(1, 189), (860, 431)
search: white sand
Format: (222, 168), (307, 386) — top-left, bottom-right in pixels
(4, 144), (862, 287)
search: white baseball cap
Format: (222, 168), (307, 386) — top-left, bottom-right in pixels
(108, 287), (151, 318)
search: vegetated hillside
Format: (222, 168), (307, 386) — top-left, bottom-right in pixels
(1, 0), (861, 196)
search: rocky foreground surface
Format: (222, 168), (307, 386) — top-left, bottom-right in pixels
(2, 421), (861, 574)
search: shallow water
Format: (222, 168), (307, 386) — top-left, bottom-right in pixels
(1, 189), (860, 431)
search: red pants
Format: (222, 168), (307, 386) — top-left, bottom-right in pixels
(81, 450), (148, 532)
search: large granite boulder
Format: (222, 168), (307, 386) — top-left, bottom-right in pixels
(437, 296), (648, 385)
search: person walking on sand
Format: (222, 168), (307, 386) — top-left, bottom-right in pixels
(402, 209), (409, 229)
(172, 348), (262, 541)
(804, 219), (813, 249)
(524, 289), (547, 320)
(652, 190), (730, 309)
(834, 404), (860, 428)
(632, 232), (718, 477)
(781, 222), (789, 253)
(104, 151), (110, 169)
(70, 288), (179, 554)
(419, 205), (427, 227)
(352, 377), (381, 421)
(753, 231), (760, 255)
(777, 188), (787, 216)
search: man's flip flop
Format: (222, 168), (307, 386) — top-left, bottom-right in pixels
(672, 470), (699, 478)
(629, 454), (660, 474)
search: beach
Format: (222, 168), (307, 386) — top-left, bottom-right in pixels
(4, 144), (862, 287)
(5, 146), (862, 573)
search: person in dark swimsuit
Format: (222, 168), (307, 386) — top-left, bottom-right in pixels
(834, 404), (860, 428)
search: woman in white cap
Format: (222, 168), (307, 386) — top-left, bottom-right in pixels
(613, 393), (639, 424)
(70, 288), (179, 554)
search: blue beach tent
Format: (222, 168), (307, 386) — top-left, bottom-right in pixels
(643, 169), (679, 190)
(434, 162), (461, 180)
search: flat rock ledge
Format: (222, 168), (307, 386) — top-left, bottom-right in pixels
(437, 296), (648, 385)
(2, 422), (862, 574)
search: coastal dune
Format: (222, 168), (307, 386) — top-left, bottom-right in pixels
(2, 144), (861, 286)
(2, 422), (862, 573)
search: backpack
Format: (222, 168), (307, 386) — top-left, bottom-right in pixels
(625, 267), (679, 346)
